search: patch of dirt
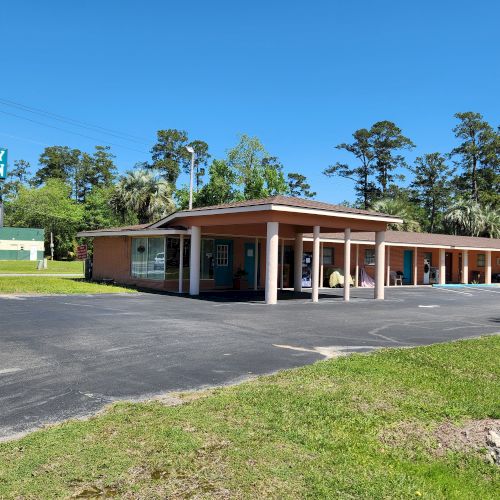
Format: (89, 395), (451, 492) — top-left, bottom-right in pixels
(380, 418), (500, 464)
(434, 419), (500, 462)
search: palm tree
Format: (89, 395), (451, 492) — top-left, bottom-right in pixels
(372, 198), (421, 232)
(481, 206), (500, 238)
(111, 170), (175, 224)
(444, 198), (485, 237)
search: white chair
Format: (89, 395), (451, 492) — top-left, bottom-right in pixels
(390, 270), (403, 286)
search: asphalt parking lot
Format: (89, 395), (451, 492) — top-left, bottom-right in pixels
(1, 286), (499, 439)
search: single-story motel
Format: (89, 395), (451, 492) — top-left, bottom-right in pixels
(78, 196), (500, 304)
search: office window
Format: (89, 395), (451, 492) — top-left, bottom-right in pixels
(477, 254), (485, 267)
(365, 249), (375, 266)
(322, 247), (334, 265)
(131, 238), (148, 278)
(146, 238), (165, 280)
(201, 239), (214, 279)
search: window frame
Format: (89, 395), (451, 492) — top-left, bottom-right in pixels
(364, 248), (376, 266)
(216, 244), (229, 267)
(477, 253), (486, 268)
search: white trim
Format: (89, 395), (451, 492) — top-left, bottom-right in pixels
(150, 203), (403, 227)
(308, 236), (500, 252)
(77, 229), (189, 237)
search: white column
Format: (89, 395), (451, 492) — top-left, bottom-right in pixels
(439, 248), (446, 285)
(280, 239), (285, 290)
(413, 246), (418, 286)
(178, 234), (184, 293)
(189, 226), (201, 295)
(265, 222), (279, 305)
(354, 244), (359, 287)
(486, 251), (492, 285)
(374, 231), (385, 300)
(320, 242), (324, 288)
(386, 245), (391, 286)
(344, 228), (351, 302)
(462, 250), (469, 284)
(294, 233), (303, 292)
(254, 237), (259, 290)
(312, 226), (320, 302)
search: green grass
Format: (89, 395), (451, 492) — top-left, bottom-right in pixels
(0, 259), (84, 274)
(0, 277), (136, 295)
(0, 336), (499, 499)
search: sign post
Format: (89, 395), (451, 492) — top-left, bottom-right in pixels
(76, 244), (88, 278)
(0, 148), (7, 228)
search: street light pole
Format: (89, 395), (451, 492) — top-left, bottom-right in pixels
(186, 146), (195, 210)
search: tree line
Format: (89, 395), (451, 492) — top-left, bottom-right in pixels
(324, 112), (499, 237)
(0, 134), (315, 258)
(1, 111), (498, 259)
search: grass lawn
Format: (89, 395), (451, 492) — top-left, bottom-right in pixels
(0, 277), (136, 295)
(0, 260), (84, 274)
(0, 337), (498, 499)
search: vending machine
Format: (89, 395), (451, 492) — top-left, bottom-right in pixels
(302, 252), (312, 288)
(423, 258), (431, 285)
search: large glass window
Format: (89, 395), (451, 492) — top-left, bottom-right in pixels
(201, 239), (214, 279)
(165, 237), (190, 280)
(147, 238), (165, 280)
(131, 238), (148, 278)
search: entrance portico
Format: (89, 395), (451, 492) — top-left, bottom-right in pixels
(149, 196), (400, 304)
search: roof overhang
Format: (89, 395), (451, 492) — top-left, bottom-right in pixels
(151, 204), (403, 228)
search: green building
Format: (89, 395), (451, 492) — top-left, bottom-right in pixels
(0, 227), (45, 260)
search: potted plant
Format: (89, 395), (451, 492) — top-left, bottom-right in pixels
(233, 267), (248, 290)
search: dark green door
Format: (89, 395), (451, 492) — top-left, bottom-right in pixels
(403, 250), (413, 284)
(214, 239), (233, 287)
(244, 242), (260, 288)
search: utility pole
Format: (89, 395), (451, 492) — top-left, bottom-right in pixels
(0, 147), (7, 228)
(50, 231), (54, 260)
(186, 146), (195, 210)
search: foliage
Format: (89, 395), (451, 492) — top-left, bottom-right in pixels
(372, 197), (422, 232)
(451, 112), (500, 205)
(111, 170), (175, 224)
(409, 153), (454, 233)
(324, 128), (377, 209)
(444, 198), (500, 238)
(150, 129), (210, 186)
(0, 336), (498, 498)
(195, 160), (238, 207)
(5, 179), (83, 259)
(0, 159), (31, 201)
(287, 172), (316, 198)
(370, 120), (415, 195)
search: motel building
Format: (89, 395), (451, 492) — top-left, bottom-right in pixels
(78, 196), (500, 304)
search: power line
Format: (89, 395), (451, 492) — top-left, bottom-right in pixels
(0, 109), (149, 155)
(0, 97), (151, 146)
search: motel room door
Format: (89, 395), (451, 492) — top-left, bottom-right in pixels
(403, 250), (413, 285)
(214, 239), (233, 287)
(445, 253), (453, 283)
(244, 242), (260, 288)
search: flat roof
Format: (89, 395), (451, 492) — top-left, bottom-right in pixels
(307, 230), (500, 251)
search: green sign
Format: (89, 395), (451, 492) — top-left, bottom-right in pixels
(0, 148), (7, 180)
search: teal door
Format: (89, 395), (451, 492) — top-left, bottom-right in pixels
(403, 250), (413, 285)
(214, 239), (233, 287)
(244, 242), (260, 288)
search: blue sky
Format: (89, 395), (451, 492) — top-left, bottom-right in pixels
(1, 0), (499, 203)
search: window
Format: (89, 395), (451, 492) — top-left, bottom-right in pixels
(146, 238), (165, 280)
(164, 237), (190, 280)
(322, 247), (334, 265)
(365, 249), (375, 266)
(131, 238), (148, 278)
(477, 254), (485, 268)
(201, 239), (214, 279)
(216, 244), (229, 266)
